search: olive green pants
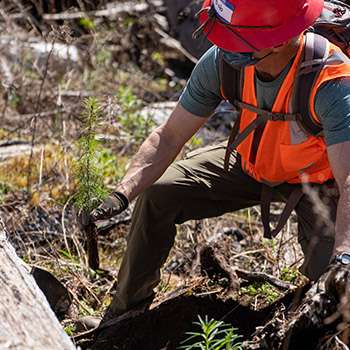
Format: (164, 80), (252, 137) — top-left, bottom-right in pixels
(110, 144), (337, 314)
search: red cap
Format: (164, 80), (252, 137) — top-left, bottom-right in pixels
(199, 0), (324, 52)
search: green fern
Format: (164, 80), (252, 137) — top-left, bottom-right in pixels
(73, 97), (108, 213)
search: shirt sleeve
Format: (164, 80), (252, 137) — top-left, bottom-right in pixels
(314, 77), (350, 147)
(179, 46), (224, 117)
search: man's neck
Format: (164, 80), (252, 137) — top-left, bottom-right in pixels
(254, 40), (300, 82)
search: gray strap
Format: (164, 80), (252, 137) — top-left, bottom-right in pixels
(236, 102), (301, 121)
(224, 108), (301, 171)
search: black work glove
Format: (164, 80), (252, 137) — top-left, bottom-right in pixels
(80, 191), (129, 226)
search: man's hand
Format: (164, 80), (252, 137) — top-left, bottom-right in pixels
(80, 191), (129, 226)
(316, 254), (350, 294)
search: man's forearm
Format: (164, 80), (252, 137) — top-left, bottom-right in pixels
(115, 102), (209, 202)
(116, 125), (183, 201)
(327, 140), (350, 255)
(333, 185), (350, 255)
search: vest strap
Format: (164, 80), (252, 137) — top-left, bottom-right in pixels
(236, 101), (301, 121)
(223, 108), (300, 171)
(224, 113), (266, 171)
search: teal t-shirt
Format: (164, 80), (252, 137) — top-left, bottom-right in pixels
(179, 45), (350, 147)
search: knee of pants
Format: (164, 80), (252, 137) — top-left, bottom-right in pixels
(133, 177), (190, 228)
(140, 180), (179, 211)
(137, 165), (203, 221)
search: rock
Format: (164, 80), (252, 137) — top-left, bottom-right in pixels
(164, 0), (212, 59)
(75, 316), (101, 333)
(31, 266), (72, 320)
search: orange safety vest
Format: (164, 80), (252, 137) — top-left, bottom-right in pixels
(236, 35), (350, 185)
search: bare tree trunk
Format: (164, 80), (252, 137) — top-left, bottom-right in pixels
(0, 217), (76, 350)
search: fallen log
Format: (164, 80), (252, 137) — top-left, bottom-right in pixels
(0, 217), (76, 350)
(42, 1), (162, 21)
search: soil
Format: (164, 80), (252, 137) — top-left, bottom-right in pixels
(77, 283), (322, 350)
(84, 294), (270, 350)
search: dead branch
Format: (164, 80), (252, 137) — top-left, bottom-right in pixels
(42, 2), (153, 21)
(154, 27), (198, 64)
(236, 269), (296, 290)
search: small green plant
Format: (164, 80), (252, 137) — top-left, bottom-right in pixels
(65, 322), (75, 337)
(281, 267), (301, 284)
(99, 147), (128, 185)
(73, 97), (108, 214)
(78, 299), (97, 317)
(157, 278), (174, 294)
(0, 181), (13, 195)
(10, 91), (20, 108)
(179, 315), (245, 350)
(79, 17), (96, 30)
(116, 85), (155, 144)
(261, 238), (277, 258)
(188, 134), (203, 150)
(240, 282), (279, 303)
(151, 51), (165, 66)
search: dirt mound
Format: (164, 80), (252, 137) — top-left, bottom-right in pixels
(79, 294), (270, 350)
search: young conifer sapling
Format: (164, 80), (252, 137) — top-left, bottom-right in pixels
(73, 97), (108, 270)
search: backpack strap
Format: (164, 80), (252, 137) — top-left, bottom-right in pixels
(291, 32), (329, 136)
(261, 184), (304, 239)
(219, 54), (244, 109)
(223, 109), (301, 171)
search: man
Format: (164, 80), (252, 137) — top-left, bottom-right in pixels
(85, 0), (350, 322)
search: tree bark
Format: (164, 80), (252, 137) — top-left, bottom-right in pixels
(0, 217), (76, 350)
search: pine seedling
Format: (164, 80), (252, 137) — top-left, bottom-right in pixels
(74, 97), (107, 212)
(73, 97), (108, 269)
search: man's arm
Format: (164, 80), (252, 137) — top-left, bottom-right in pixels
(86, 46), (221, 223)
(115, 46), (221, 201)
(116, 102), (209, 202)
(327, 140), (350, 255)
(314, 77), (350, 256)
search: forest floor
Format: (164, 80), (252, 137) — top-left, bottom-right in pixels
(0, 1), (316, 349)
